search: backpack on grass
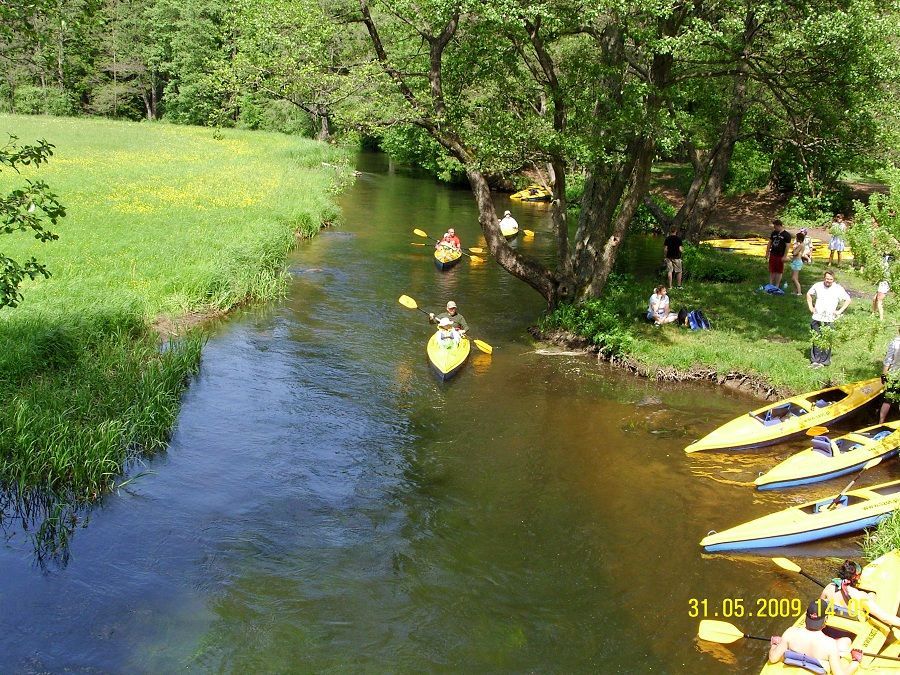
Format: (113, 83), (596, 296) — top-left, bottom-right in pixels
(686, 309), (711, 330)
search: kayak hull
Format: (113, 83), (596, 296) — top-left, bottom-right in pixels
(500, 224), (519, 239)
(427, 333), (470, 381)
(701, 479), (900, 552)
(510, 184), (551, 201)
(685, 378), (883, 453)
(755, 421), (900, 490)
(760, 550), (900, 674)
(434, 248), (462, 270)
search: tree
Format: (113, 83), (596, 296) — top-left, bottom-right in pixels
(0, 136), (65, 309)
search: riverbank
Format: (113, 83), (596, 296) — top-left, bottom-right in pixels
(0, 115), (351, 500)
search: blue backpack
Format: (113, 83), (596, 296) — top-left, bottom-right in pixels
(687, 309), (711, 330)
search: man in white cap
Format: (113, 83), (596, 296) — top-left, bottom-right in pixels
(499, 209), (519, 234)
(429, 300), (468, 334)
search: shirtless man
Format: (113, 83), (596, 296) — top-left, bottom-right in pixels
(768, 599), (861, 675)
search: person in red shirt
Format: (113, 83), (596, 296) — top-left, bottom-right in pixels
(446, 228), (461, 250)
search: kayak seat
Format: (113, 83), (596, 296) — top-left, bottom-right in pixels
(783, 649), (826, 674)
(815, 495), (849, 512)
(814, 399), (830, 408)
(811, 436), (833, 457)
(763, 403), (793, 424)
(872, 430), (893, 441)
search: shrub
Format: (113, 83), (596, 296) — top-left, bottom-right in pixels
(725, 141), (772, 196)
(682, 243), (749, 283)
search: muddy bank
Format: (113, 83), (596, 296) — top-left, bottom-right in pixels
(530, 326), (793, 400)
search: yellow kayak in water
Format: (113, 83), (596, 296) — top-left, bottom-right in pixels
(701, 479), (900, 551)
(433, 247), (462, 270)
(510, 184), (551, 201)
(685, 378), (884, 453)
(426, 332), (470, 381)
(500, 223), (519, 239)
(759, 550), (900, 674)
(755, 420), (900, 490)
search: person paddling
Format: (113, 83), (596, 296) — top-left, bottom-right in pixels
(499, 210), (519, 234)
(819, 560), (900, 629)
(429, 300), (468, 335)
(768, 599), (861, 675)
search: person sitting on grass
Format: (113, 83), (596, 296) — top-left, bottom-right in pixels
(647, 285), (678, 325)
(820, 560), (900, 629)
(768, 599), (861, 675)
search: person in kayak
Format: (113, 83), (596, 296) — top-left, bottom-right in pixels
(436, 317), (461, 348)
(429, 300), (468, 335)
(499, 210), (519, 233)
(435, 232), (455, 251)
(445, 228), (461, 250)
(819, 560), (900, 629)
(768, 599), (861, 675)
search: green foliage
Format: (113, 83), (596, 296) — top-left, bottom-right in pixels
(378, 126), (466, 183)
(778, 188), (849, 229)
(863, 511), (900, 561)
(541, 277), (636, 357)
(630, 195), (675, 234)
(724, 142), (771, 196)
(11, 86), (76, 116)
(682, 243), (749, 283)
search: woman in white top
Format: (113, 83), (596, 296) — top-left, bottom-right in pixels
(828, 214), (847, 266)
(647, 285), (678, 325)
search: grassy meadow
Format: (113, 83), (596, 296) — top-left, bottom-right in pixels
(0, 115), (349, 499)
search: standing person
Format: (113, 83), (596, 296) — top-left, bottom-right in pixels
(647, 285), (677, 325)
(663, 227), (683, 289)
(768, 599), (861, 675)
(879, 326), (900, 423)
(445, 228), (461, 250)
(428, 300), (469, 335)
(806, 270), (851, 368)
(828, 214), (847, 267)
(765, 219), (792, 289)
(789, 232), (806, 296)
(498, 210), (519, 234)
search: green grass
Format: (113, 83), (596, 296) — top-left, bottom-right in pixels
(0, 115), (350, 499)
(863, 511), (900, 561)
(544, 246), (897, 394)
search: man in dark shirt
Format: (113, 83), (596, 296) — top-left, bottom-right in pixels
(428, 300), (468, 334)
(765, 219), (792, 288)
(663, 227), (683, 288)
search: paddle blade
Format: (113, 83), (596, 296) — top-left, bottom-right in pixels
(863, 456), (883, 471)
(473, 339), (493, 354)
(523, 229), (535, 237)
(698, 620), (746, 645)
(398, 295), (418, 310)
(469, 254), (484, 263)
(468, 247), (485, 254)
(410, 242), (427, 246)
(413, 228), (429, 239)
(772, 557), (802, 573)
(806, 426), (830, 436)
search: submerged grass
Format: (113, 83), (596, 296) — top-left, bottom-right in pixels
(0, 115), (349, 500)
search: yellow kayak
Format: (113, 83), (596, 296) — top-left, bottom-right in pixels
(510, 184), (551, 201)
(685, 378), (884, 453)
(434, 247), (462, 270)
(426, 332), (470, 381)
(700, 479), (900, 551)
(701, 237), (853, 260)
(756, 421), (900, 490)
(760, 550), (900, 673)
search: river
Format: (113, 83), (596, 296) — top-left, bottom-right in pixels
(0, 152), (890, 672)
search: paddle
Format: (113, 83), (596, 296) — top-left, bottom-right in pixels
(412, 229), (483, 262)
(772, 557), (877, 595)
(397, 295), (494, 354)
(826, 457), (883, 510)
(806, 425), (830, 436)
(698, 620), (900, 661)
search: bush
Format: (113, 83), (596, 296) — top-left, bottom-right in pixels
(725, 141), (771, 196)
(631, 195), (676, 234)
(12, 86), (75, 116)
(682, 243), (749, 282)
(541, 278), (636, 357)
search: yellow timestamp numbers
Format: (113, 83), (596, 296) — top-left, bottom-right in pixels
(688, 597), (803, 619)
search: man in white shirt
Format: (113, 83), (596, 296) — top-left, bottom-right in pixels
(806, 270), (851, 368)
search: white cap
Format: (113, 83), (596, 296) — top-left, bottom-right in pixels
(438, 317), (452, 327)
(504, 210), (511, 216)
(447, 300), (457, 309)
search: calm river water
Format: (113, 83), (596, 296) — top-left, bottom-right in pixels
(0, 153), (890, 672)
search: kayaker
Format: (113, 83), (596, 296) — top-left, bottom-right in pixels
(429, 300), (468, 335)
(445, 228), (461, 250)
(880, 326), (900, 423)
(768, 599), (861, 675)
(436, 317), (461, 348)
(435, 232), (454, 251)
(806, 270), (851, 368)
(820, 560), (900, 629)
(499, 210), (519, 233)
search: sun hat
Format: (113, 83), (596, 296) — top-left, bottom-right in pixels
(438, 317), (452, 328)
(504, 210), (511, 216)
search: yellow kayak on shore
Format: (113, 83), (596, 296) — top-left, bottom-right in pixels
(755, 420), (900, 490)
(701, 237), (853, 260)
(759, 550), (900, 673)
(701, 479), (900, 551)
(510, 184), (551, 201)
(685, 378), (884, 453)
(426, 332), (470, 381)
